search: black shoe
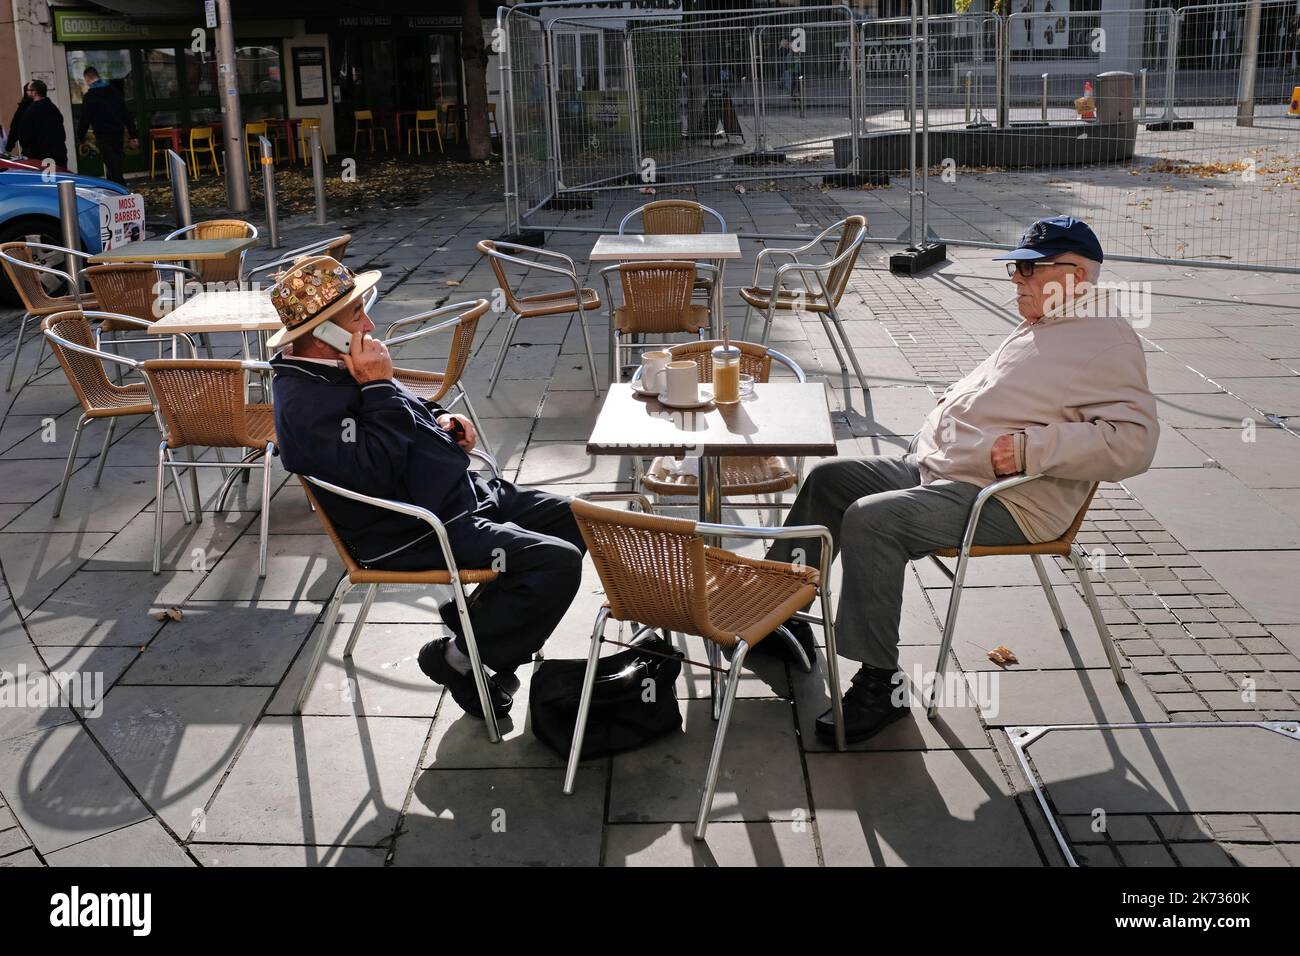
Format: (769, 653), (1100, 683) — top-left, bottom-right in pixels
(750, 617), (817, 664)
(814, 666), (909, 744)
(418, 638), (512, 719)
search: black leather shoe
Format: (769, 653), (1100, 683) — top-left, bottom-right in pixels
(750, 617), (817, 664)
(418, 639), (512, 719)
(814, 667), (909, 744)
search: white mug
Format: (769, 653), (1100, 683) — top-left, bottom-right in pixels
(663, 360), (699, 405)
(640, 350), (671, 393)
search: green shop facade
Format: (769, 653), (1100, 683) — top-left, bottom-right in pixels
(53, 9), (296, 178)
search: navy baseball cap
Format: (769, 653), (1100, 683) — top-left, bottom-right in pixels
(992, 216), (1104, 264)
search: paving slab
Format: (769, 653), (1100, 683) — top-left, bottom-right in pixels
(1027, 725), (1300, 815)
(190, 843), (387, 866)
(972, 668), (1168, 726)
(1123, 468), (1300, 551)
(44, 818), (194, 867)
(807, 749), (1041, 866)
(391, 767), (604, 866)
(121, 601), (319, 685)
(607, 698), (806, 825)
(25, 569), (192, 648)
(603, 821), (820, 867)
(90, 684), (271, 838)
(0, 722), (152, 853)
(197, 714), (431, 847)
(1192, 551), (1300, 626)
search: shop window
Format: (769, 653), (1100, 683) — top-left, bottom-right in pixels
(185, 50), (219, 98)
(143, 48), (180, 100)
(238, 45), (282, 95)
(66, 49), (134, 104)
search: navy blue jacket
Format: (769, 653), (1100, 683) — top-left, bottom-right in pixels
(271, 354), (478, 566)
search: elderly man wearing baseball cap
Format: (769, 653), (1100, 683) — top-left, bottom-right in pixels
(760, 216), (1158, 744)
(266, 256), (586, 722)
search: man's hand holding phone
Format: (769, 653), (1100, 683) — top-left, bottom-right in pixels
(437, 414), (477, 451)
(341, 328), (393, 384)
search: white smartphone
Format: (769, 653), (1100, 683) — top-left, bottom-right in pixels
(311, 320), (353, 354)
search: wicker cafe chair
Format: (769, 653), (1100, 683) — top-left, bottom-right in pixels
(618, 199), (727, 311)
(141, 359), (277, 577)
(1, 241), (96, 391)
(564, 497), (846, 840)
(919, 463), (1125, 719)
(243, 234), (353, 288)
(739, 215), (869, 395)
(636, 340), (805, 519)
(476, 239), (601, 397)
(295, 453), (504, 738)
(40, 311), (193, 522)
(382, 298), (494, 458)
(600, 260), (714, 384)
(164, 219), (259, 285)
(84, 261), (198, 353)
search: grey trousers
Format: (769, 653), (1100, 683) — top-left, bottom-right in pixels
(765, 455), (1028, 671)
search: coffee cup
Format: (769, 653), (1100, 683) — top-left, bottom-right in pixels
(663, 360), (700, 405)
(640, 350), (671, 393)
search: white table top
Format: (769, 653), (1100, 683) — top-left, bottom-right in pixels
(148, 289), (281, 335)
(590, 233), (742, 261)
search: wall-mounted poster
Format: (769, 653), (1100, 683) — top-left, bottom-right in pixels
(293, 47), (328, 105)
(1012, 0), (1071, 53)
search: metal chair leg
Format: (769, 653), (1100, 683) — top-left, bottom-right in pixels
(1071, 546), (1126, 687)
(563, 606), (611, 794)
(52, 414), (89, 518)
(165, 450), (194, 525)
(256, 445), (273, 578)
(184, 446), (202, 522)
(343, 584), (378, 657)
(694, 638), (749, 841)
(92, 417), (117, 487)
(707, 639), (723, 720)
(820, 582), (847, 751)
(6, 312), (30, 391)
(295, 575), (353, 715)
(576, 307), (600, 395)
(1031, 553), (1069, 632)
(153, 440), (168, 574)
(827, 303), (869, 395)
(485, 311), (521, 398)
(449, 573), (502, 743)
(928, 548), (972, 719)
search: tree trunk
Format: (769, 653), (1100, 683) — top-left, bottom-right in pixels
(462, 0), (493, 161)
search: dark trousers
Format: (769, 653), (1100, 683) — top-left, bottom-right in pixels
(97, 138), (126, 185)
(766, 455), (1028, 671)
(379, 474), (585, 672)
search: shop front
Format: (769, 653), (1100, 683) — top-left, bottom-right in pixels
(308, 13), (469, 152)
(52, 8), (295, 178)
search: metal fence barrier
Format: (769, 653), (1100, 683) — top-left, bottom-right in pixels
(499, 1), (1300, 273)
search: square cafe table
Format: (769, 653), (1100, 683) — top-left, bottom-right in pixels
(590, 233), (742, 339)
(87, 237), (257, 266)
(586, 381), (836, 526)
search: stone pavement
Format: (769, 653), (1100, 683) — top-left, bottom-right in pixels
(0, 168), (1298, 868)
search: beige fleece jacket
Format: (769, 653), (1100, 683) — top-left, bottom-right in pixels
(913, 286), (1159, 542)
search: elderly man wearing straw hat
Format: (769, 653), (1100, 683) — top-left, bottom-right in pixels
(267, 256), (586, 721)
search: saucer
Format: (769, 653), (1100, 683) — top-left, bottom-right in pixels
(657, 386), (714, 409)
(631, 380), (662, 398)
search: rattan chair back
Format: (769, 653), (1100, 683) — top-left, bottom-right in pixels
(142, 359), (262, 449)
(667, 339), (772, 383)
(615, 260), (698, 334)
(1, 242), (77, 314)
(823, 215), (867, 305)
(85, 263), (163, 325)
(41, 311), (143, 414)
(641, 200), (705, 235)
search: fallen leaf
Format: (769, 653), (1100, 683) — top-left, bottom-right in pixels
(987, 644), (1018, 666)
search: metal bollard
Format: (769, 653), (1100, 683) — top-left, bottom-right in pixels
(964, 71), (972, 124)
(259, 136), (280, 250)
(56, 179), (81, 296)
(1041, 72), (1049, 122)
(167, 149), (192, 231)
(1139, 67), (1148, 121)
(309, 126), (327, 226)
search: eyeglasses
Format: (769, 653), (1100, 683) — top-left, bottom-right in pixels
(1006, 260), (1080, 278)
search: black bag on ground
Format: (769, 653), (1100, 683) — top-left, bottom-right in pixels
(530, 631), (683, 761)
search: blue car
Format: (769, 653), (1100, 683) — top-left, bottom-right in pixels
(0, 165), (137, 305)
